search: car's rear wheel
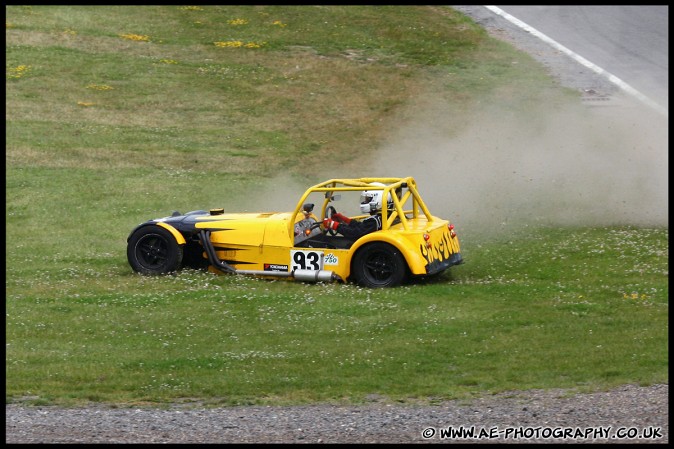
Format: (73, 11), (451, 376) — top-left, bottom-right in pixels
(351, 242), (407, 288)
(127, 226), (183, 275)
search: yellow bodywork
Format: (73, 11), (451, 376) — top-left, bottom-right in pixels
(156, 221), (186, 245)
(171, 177), (461, 281)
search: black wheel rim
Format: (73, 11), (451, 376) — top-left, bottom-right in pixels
(135, 234), (169, 270)
(363, 250), (396, 284)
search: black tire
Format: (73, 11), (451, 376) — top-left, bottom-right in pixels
(351, 242), (408, 288)
(127, 226), (183, 275)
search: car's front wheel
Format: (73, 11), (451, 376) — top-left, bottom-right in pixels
(127, 226), (183, 275)
(351, 242), (407, 288)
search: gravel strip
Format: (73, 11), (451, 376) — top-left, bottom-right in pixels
(6, 384), (667, 444)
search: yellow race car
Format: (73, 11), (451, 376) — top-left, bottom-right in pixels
(127, 177), (462, 288)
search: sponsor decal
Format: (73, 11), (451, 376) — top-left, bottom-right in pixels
(324, 253), (338, 265)
(264, 263), (289, 272)
(420, 231), (458, 265)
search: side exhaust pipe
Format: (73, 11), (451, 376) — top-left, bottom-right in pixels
(198, 230), (236, 274)
(291, 269), (342, 283)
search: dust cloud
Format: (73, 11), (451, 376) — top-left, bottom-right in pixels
(250, 90), (667, 241)
(366, 92), (668, 238)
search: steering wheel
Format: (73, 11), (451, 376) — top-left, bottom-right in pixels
(324, 205), (338, 236)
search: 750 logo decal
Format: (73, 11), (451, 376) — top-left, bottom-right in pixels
(323, 253), (338, 265)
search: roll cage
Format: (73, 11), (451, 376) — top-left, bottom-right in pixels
(289, 177), (436, 236)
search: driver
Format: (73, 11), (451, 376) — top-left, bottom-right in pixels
(322, 182), (390, 240)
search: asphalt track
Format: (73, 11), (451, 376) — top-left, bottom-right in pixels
(455, 5), (668, 116)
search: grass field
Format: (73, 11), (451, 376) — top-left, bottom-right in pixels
(5, 5), (668, 407)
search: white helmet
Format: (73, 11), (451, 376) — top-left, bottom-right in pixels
(359, 182), (392, 214)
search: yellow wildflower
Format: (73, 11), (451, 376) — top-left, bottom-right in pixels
(6, 65), (30, 79)
(119, 33), (150, 42)
(227, 18), (248, 26)
(214, 41), (243, 48)
(87, 84), (114, 90)
(214, 40), (264, 49)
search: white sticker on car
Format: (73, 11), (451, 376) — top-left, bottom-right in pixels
(291, 250), (324, 272)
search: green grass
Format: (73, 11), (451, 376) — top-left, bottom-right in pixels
(5, 5), (668, 407)
(6, 227), (668, 407)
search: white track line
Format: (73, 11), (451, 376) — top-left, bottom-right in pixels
(485, 5), (668, 117)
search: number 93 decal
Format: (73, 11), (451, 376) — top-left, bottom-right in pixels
(291, 250), (324, 272)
